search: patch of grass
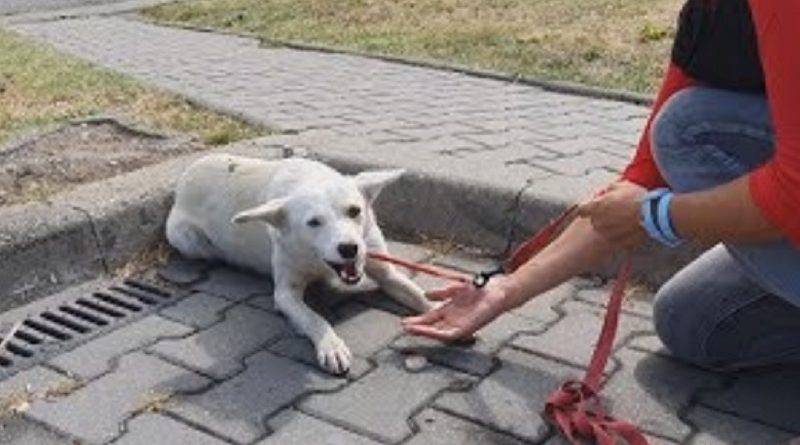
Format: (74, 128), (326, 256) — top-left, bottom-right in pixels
(134, 391), (174, 415)
(143, 0), (684, 94)
(0, 377), (80, 419)
(0, 29), (265, 146)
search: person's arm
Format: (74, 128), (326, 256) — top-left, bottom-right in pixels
(500, 213), (618, 308)
(670, 176), (780, 243)
(623, 63), (699, 189)
(401, 182), (646, 341)
(401, 215), (620, 340)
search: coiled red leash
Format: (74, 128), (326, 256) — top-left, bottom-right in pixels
(368, 204), (649, 445)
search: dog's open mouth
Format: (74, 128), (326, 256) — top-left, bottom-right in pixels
(326, 261), (361, 285)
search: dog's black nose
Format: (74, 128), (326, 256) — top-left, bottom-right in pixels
(338, 243), (358, 259)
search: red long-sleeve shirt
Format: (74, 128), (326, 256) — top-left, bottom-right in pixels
(622, 0), (800, 246)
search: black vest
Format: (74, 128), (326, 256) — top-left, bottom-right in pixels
(672, 0), (765, 91)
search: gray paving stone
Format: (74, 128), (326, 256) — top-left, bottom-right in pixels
(406, 408), (527, 445)
(602, 348), (724, 441)
(267, 335), (372, 379)
(686, 406), (795, 445)
(525, 150), (627, 176)
(510, 281), (577, 324)
(192, 267), (272, 302)
(115, 414), (229, 445)
(0, 416), (70, 445)
(168, 351), (343, 444)
(391, 299), (548, 376)
(700, 365), (800, 433)
(629, 334), (670, 356)
(523, 169), (618, 206)
(268, 301), (396, 378)
(435, 348), (584, 443)
(330, 302), (403, 356)
(511, 301), (651, 371)
(544, 431), (677, 445)
(576, 285), (655, 319)
(157, 254), (211, 286)
(301, 351), (471, 443)
(159, 292), (236, 329)
(27, 352), (210, 444)
(390, 122), (483, 141)
(391, 335), (496, 377)
(48, 315), (191, 380)
(385, 240), (435, 263)
(410, 271), (457, 296)
(536, 122), (609, 139)
(479, 309), (548, 346)
(430, 250), (499, 274)
(259, 409), (382, 445)
(245, 293), (275, 312)
(534, 136), (614, 158)
(0, 367), (75, 402)
(149, 305), (290, 379)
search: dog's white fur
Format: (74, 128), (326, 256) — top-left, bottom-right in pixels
(166, 154), (433, 374)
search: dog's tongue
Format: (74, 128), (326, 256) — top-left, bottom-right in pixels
(338, 262), (359, 284)
(343, 262), (357, 279)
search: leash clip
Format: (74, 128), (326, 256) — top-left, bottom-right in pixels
(472, 267), (505, 288)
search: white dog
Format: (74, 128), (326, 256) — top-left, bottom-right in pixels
(166, 154), (433, 374)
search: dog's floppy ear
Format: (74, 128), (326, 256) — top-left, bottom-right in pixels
(354, 169), (405, 204)
(231, 197), (289, 227)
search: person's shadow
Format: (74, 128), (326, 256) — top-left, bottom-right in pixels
(628, 345), (800, 443)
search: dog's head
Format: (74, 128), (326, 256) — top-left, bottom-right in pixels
(231, 168), (404, 286)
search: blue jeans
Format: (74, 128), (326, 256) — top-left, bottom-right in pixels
(649, 87), (800, 370)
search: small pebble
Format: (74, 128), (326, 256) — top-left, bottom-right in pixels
(404, 354), (428, 372)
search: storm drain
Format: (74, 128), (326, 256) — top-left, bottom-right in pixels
(0, 279), (174, 380)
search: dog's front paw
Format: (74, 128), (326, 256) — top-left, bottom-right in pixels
(315, 333), (352, 375)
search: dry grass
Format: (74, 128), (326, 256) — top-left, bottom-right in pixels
(144, 0), (684, 93)
(134, 391), (173, 414)
(0, 29), (265, 147)
(0, 377), (80, 419)
(114, 240), (172, 279)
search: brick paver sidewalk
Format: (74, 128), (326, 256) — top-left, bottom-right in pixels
(1, 12), (798, 445)
(0, 244), (795, 444)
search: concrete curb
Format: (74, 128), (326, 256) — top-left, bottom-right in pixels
(1, 130), (697, 311)
(0, 134), (287, 311)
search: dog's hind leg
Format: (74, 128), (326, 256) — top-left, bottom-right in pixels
(165, 211), (219, 260)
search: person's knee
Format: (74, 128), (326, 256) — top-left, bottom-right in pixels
(652, 277), (710, 366)
(650, 87), (702, 180)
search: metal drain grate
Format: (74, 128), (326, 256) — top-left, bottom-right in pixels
(0, 279), (174, 380)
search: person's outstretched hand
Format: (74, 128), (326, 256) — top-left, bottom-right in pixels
(401, 276), (514, 342)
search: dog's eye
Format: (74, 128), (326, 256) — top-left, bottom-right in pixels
(307, 217), (322, 228)
(346, 206), (361, 219)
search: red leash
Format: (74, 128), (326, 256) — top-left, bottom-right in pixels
(366, 251), (472, 284)
(368, 205), (649, 445)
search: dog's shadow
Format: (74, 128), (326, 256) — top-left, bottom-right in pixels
(156, 251), (415, 369)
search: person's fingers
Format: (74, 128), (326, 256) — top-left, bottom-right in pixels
(425, 283), (470, 301)
(401, 308), (444, 326)
(403, 323), (462, 341)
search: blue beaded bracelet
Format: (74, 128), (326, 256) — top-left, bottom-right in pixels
(640, 188), (684, 247)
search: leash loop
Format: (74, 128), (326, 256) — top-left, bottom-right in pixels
(472, 266), (505, 288)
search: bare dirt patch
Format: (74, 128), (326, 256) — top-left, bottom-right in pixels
(0, 118), (204, 206)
